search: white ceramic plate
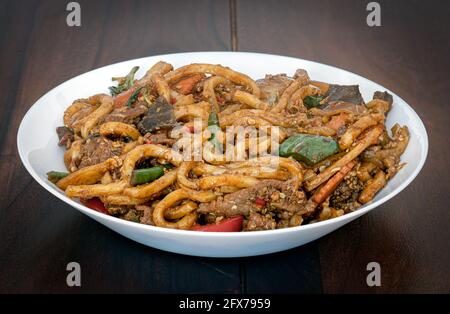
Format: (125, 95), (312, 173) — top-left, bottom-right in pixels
(17, 52), (428, 257)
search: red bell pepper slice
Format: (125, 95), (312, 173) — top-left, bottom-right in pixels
(81, 198), (109, 215)
(254, 197), (266, 208)
(191, 216), (243, 232)
(113, 87), (137, 108)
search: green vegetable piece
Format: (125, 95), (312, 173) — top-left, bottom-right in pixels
(303, 95), (324, 109)
(141, 87), (153, 105)
(279, 134), (339, 165)
(208, 111), (219, 127)
(207, 111), (222, 151)
(109, 66), (140, 96)
(47, 171), (69, 184)
(130, 167), (165, 186)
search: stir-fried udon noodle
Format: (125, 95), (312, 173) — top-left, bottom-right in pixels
(48, 62), (409, 231)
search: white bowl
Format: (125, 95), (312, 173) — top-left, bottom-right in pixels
(17, 52), (428, 257)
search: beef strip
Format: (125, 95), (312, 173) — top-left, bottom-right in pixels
(136, 205), (154, 225)
(121, 209), (141, 223)
(198, 179), (307, 219)
(373, 91), (393, 113)
(137, 96), (178, 134)
(244, 211), (277, 231)
(256, 74), (293, 105)
(324, 84), (365, 106)
(293, 69), (310, 86)
(101, 102), (148, 124)
(78, 136), (123, 168)
(373, 91), (393, 106)
(56, 126), (74, 147)
(145, 131), (177, 146)
(329, 171), (363, 213)
(106, 204), (130, 216)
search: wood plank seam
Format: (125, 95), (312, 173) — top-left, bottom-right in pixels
(229, 0), (238, 51)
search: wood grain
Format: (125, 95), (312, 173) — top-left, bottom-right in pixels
(237, 0), (450, 293)
(0, 0), (239, 294)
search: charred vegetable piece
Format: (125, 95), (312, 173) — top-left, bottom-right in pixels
(279, 134), (339, 166)
(303, 95), (324, 109)
(130, 166), (165, 186)
(47, 171), (69, 183)
(109, 66), (139, 96)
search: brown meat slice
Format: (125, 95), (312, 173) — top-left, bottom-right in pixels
(137, 96), (178, 134)
(324, 84), (365, 106)
(101, 102), (148, 124)
(56, 126), (74, 147)
(244, 212), (277, 231)
(145, 131), (176, 146)
(136, 205), (155, 225)
(321, 101), (368, 115)
(197, 179), (306, 217)
(256, 74), (293, 105)
(293, 69), (310, 86)
(78, 136), (123, 169)
(373, 91), (393, 106)
(329, 173), (364, 213)
(371, 91), (393, 114)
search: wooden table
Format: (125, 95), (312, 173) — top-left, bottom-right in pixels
(1, 0), (449, 293)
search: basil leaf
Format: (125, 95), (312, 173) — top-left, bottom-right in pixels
(303, 95), (324, 109)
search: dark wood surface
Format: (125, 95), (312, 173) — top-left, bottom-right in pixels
(0, 0), (449, 293)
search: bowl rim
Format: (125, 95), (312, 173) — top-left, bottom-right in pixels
(17, 51), (429, 238)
